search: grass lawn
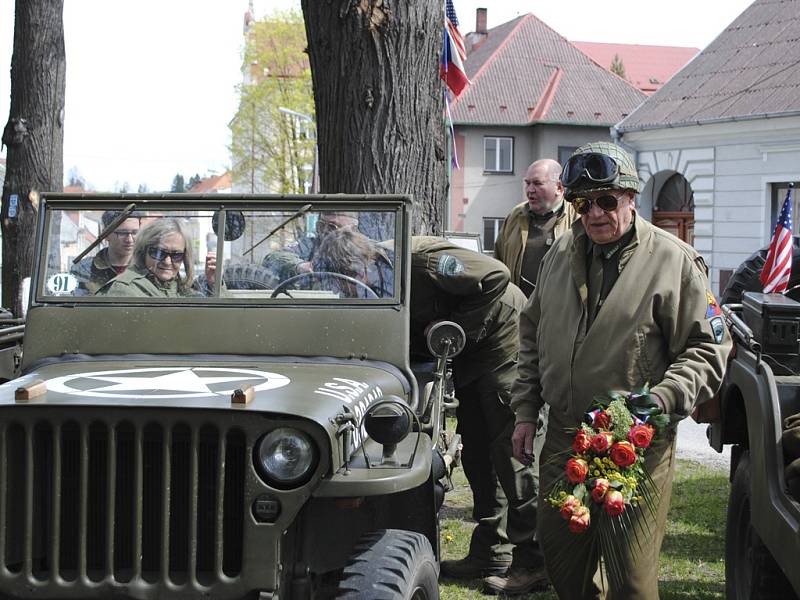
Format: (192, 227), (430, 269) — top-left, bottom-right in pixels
(439, 459), (729, 599)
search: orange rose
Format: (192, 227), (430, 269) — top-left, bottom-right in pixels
(591, 478), (610, 503)
(572, 430), (592, 454)
(628, 423), (655, 449)
(559, 495), (581, 520)
(568, 506), (591, 533)
(565, 457), (589, 484)
(593, 411), (611, 430)
(591, 431), (614, 454)
(604, 489), (625, 516)
(609, 441), (638, 468)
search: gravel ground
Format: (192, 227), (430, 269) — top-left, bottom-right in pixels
(676, 418), (730, 471)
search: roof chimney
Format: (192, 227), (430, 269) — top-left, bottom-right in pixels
(476, 8), (487, 35)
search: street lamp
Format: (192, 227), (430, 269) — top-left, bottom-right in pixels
(278, 106), (319, 194)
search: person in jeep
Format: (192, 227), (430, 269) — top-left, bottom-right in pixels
(97, 218), (199, 297)
(70, 209), (141, 294)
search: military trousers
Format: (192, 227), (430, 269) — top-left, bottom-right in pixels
(538, 409), (676, 599)
(454, 361), (546, 568)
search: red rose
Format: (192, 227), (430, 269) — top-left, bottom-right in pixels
(565, 457), (589, 484)
(628, 424), (655, 449)
(604, 489), (625, 516)
(572, 430), (592, 454)
(610, 441), (638, 468)
(591, 478), (610, 504)
(569, 506), (591, 533)
(593, 411), (612, 430)
(559, 495), (581, 520)
(591, 431), (614, 454)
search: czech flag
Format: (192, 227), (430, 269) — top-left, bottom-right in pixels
(440, 0), (469, 97)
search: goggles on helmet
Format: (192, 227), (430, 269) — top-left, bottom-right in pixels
(561, 152), (620, 188)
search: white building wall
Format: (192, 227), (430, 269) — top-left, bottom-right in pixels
(455, 123), (612, 236)
(621, 115), (800, 295)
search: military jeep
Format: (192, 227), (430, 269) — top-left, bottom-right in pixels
(0, 193), (462, 600)
(709, 290), (800, 600)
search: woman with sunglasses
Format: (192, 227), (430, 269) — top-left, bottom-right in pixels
(96, 218), (196, 297)
(507, 141), (732, 599)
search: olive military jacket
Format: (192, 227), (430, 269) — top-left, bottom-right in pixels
(510, 213), (732, 425)
(493, 200), (577, 288)
(410, 236), (526, 387)
(96, 266), (184, 298)
(70, 248), (120, 295)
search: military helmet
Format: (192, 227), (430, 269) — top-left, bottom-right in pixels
(561, 141), (641, 200)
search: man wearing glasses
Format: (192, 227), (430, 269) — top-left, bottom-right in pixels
(71, 210), (141, 294)
(508, 142), (731, 597)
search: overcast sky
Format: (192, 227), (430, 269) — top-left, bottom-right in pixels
(0, 0), (754, 192)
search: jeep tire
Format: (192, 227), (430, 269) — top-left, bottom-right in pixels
(720, 243), (800, 305)
(335, 529), (439, 599)
(725, 450), (798, 600)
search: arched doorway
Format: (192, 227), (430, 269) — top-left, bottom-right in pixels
(648, 171), (695, 244)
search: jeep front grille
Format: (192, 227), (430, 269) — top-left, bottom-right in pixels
(0, 411), (248, 596)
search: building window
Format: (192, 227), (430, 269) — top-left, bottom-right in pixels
(558, 146), (578, 168)
(484, 137), (513, 173)
(483, 217), (504, 251)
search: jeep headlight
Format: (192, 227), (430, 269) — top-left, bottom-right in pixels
(255, 427), (318, 488)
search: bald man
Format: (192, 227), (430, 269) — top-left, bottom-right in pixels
(493, 159), (576, 297)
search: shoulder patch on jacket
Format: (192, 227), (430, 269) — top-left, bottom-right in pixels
(706, 290), (722, 318)
(437, 254), (464, 276)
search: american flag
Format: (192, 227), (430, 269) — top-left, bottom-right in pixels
(761, 187), (794, 293)
(440, 0), (469, 96)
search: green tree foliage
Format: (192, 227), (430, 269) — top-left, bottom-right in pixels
(229, 10), (315, 194)
(611, 54), (626, 79)
(171, 173), (185, 193)
(187, 173), (202, 191)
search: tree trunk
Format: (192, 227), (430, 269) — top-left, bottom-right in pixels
(1, 0), (66, 315)
(301, 0), (448, 235)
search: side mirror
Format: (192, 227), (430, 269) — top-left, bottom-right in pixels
(426, 320), (466, 359)
(212, 210), (246, 241)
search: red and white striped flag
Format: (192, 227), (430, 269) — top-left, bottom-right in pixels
(761, 187), (794, 293)
(440, 0), (469, 97)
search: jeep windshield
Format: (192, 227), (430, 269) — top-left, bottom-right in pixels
(36, 195), (403, 304)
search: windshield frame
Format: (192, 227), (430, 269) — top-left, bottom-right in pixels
(34, 193), (410, 307)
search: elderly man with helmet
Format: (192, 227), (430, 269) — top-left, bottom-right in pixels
(509, 142), (732, 598)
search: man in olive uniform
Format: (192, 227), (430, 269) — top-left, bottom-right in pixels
(493, 159), (576, 297)
(411, 237), (547, 594)
(510, 142), (732, 598)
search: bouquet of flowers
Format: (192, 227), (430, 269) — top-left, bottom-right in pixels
(546, 387), (669, 590)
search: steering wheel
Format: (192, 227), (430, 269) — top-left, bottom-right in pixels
(270, 271), (379, 299)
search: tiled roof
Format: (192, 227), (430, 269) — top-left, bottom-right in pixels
(188, 172), (232, 194)
(617, 0), (800, 132)
(452, 14), (645, 126)
(572, 42), (698, 95)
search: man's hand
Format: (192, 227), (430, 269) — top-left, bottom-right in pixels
(512, 421), (538, 465)
(205, 251), (217, 286)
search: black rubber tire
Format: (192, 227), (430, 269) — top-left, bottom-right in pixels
(335, 529), (439, 600)
(720, 242), (800, 305)
(725, 450), (798, 600)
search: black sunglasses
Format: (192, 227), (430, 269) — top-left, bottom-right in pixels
(147, 246), (185, 263)
(561, 153), (619, 187)
(571, 195), (622, 215)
